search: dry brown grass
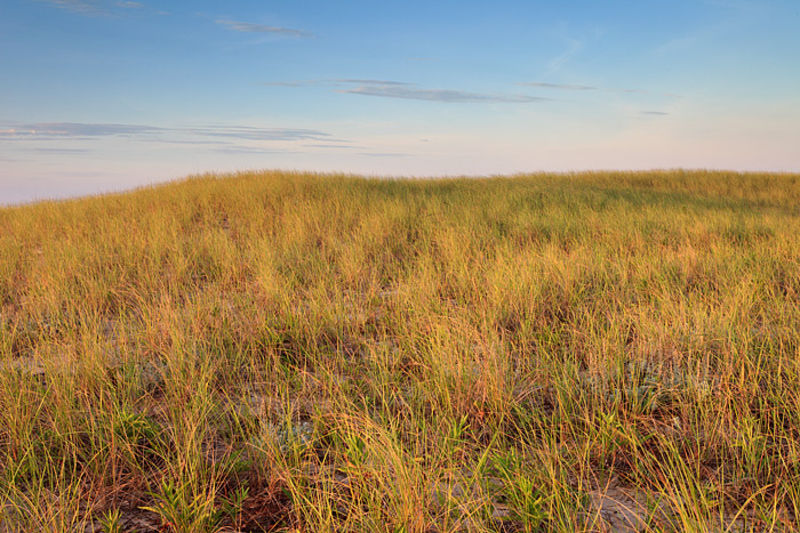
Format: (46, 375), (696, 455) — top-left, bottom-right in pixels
(1, 169), (799, 531)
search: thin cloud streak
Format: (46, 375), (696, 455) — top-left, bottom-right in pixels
(47, 0), (103, 15)
(0, 123), (163, 137)
(263, 79), (411, 87)
(43, 0), (146, 15)
(263, 81), (310, 87)
(340, 85), (547, 103)
(44, 0), (104, 15)
(306, 144), (359, 149)
(216, 19), (311, 37)
(335, 79), (411, 86)
(265, 79), (546, 103)
(150, 139), (230, 146)
(29, 147), (91, 153)
(519, 82), (598, 91)
(519, 81), (679, 98)
(0, 122), (333, 142)
(212, 146), (302, 154)
(185, 126), (329, 141)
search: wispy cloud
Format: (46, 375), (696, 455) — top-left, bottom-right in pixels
(341, 84), (546, 103)
(264, 79), (410, 88)
(42, 0), (105, 15)
(263, 81), (311, 87)
(335, 79), (411, 86)
(149, 139), (229, 146)
(43, 0), (145, 15)
(216, 19), (311, 37)
(0, 123), (163, 138)
(212, 146), (302, 155)
(545, 39), (582, 75)
(518, 82), (598, 91)
(518, 81), (678, 98)
(28, 147), (91, 153)
(641, 110), (669, 116)
(266, 79), (548, 104)
(188, 126), (329, 141)
(306, 143), (358, 149)
(0, 122), (334, 142)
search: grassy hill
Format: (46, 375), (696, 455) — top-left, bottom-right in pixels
(2, 170), (800, 531)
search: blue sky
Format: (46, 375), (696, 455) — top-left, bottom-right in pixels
(1, 0), (799, 204)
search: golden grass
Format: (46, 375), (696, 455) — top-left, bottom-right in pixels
(1, 169), (799, 531)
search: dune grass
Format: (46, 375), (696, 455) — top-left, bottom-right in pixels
(1, 170), (800, 531)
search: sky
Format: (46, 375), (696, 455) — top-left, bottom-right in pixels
(1, 0), (799, 204)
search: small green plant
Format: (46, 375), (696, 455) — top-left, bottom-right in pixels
(597, 411), (628, 456)
(447, 414), (470, 444)
(219, 484), (250, 527)
(99, 508), (123, 533)
(141, 480), (224, 533)
(343, 432), (368, 466)
(493, 450), (548, 531)
(113, 407), (160, 445)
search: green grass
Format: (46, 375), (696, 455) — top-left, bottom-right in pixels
(1, 169), (800, 531)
